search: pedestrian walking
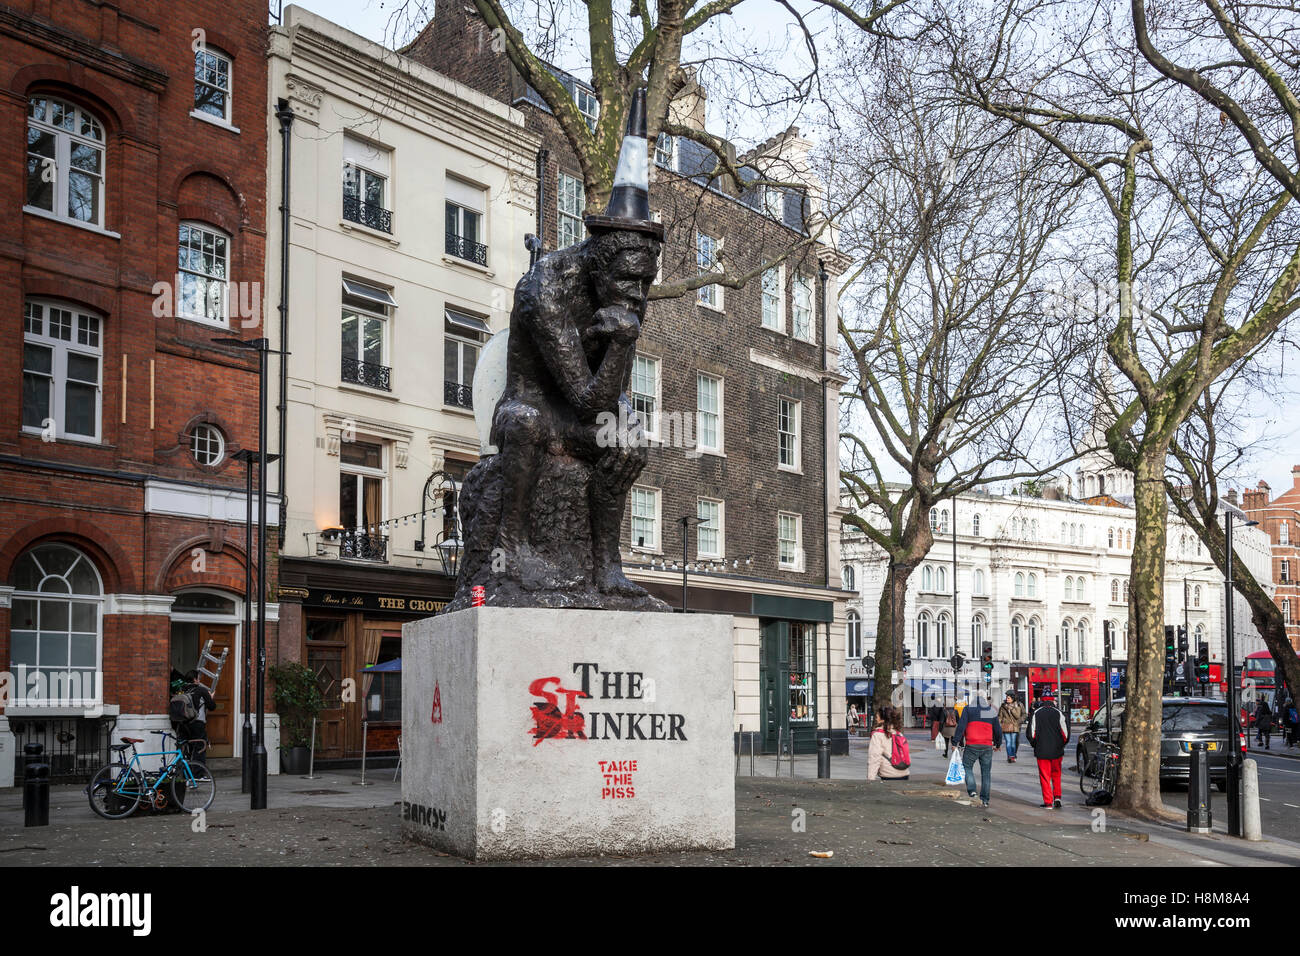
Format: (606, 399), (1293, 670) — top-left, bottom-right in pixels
(1254, 699), (1273, 750)
(1284, 699), (1299, 748)
(866, 705), (910, 782)
(1027, 690), (1070, 808)
(928, 703), (944, 744)
(998, 691), (1026, 763)
(939, 704), (958, 757)
(954, 695), (1002, 807)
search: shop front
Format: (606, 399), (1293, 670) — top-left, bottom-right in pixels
(279, 557), (453, 761)
(1028, 665), (1105, 723)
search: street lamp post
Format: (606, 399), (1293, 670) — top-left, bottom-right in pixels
(215, 336), (277, 810)
(1223, 511), (1259, 837)
(678, 515), (704, 612)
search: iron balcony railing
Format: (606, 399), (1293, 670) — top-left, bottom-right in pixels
(445, 231), (488, 266)
(340, 530), (388, 562)
(444, 381), (473, 409)
(343, 195), (393, 233)
(341, 356), (392, 391)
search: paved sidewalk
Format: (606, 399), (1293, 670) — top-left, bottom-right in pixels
(2, 746), (1297, 866)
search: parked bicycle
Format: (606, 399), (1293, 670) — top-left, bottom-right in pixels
(1078, 738), (1120, 798)
(87, 731), (216, 820)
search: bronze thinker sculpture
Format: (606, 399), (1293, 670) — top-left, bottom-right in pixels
(447, 89), (670, 612)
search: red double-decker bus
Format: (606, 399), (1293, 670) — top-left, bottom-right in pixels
(1240, 651), (1281, 725)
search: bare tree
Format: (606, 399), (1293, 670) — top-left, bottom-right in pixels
(830, 45), (1090, 713)
(949, 0), (1300, 816)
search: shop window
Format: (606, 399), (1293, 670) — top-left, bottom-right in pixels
(788, 622), (816, 725)
(364, 636), (402, 722)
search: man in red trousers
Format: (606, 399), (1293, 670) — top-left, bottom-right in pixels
(1027, 689), (1070, 809)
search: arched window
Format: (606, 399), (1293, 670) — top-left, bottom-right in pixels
(1070, 524), (1077, 546)
(1122, 580), (1130, 602)
(1064, 575), (1074, 600)
(936, 565), (948, 593)
(936, 612), (950, 658)
(974, 568), (986, 595)
(1283, 598), (1292, 622)
(26, 95), (106, 227)
(1061, 620), (1071, 662)
(1028, 573), (1038, 598)
(1028, 618), (1039, 661)
(842, 565), (855, 591)
(1194, 622), (1205, 647)
(1011, 616), (1023, 659)
(929, 507), (939, 531)
(178, 221), (231, 325)
(1193, 585), (1202, 608)
(1015, 572), (1025, 597)
(9, 543), (103, 706)
(1076, 619), (1088, 661)
(939, 509), (950, 534)
(1111, 579), (1119, 603)
(1061, 522), (1067, 542)
(917, 611), (931, 658)
(1108, 527), (1115, 548)
(846, 610), (862, 659)
(922, 565), (933, 591)
(1031, 519), (1039, 541)
(971, 614), (985, 656)
(1098, 475), (1106, 495)
(1126, 529), (1132, 549)
(972, 514), (981, 536)
(1076, 576), (1087, 602)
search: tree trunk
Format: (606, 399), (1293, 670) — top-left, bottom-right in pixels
(872, 562), (912, 715)
(1112, 450), (1173, 818)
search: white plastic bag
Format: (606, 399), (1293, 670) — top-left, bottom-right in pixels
(934, 734), (945, 752)
(945, 746), (966, 786)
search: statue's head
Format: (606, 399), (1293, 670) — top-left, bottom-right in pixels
(587, 228), (662, 313)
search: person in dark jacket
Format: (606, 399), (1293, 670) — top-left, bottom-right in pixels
(1255, 699), (1273, 749)
(954, 695), (1003, 807)
(1027, 690), (1071, 808)
(179, 670), (216, 775)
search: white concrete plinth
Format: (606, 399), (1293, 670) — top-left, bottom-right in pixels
(401, 607), (735, 860)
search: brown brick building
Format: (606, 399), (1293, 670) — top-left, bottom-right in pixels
(406, 5), (854, 753)
(1243, 468), (1300, 654)
(0, 0), (278, 783)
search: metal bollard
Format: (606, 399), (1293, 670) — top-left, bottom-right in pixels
(24, 763), (50, 827)
(306, 717), (317, 780)
(1242, 759), (1262, 841)
(354, 719), (370, 787)
(1186, 741), (1212, 833)
(817, 737), (831, 779)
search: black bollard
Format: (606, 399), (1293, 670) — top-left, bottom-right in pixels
(817, 737), (831, 779)
(24, 763), (50, 827)
(1187, 741), (1212, 834)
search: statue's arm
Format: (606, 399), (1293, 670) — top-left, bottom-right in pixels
(525, 302), (635, 415)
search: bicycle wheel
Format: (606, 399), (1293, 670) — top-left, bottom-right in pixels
(88, 765), (143, 820)
(171, 761), (216, 813)
(1079, 749), (1103, 795)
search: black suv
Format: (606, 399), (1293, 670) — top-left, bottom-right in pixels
(1076, 697), (1233, 790)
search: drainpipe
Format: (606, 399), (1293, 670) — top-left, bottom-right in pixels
(530, 148), (549, 265)
(818, 260), (829, 589)
(275, 98), (293, 544)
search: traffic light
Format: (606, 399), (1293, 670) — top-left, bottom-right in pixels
(1195, 642), (1210, 682)
(1177, 625), (1188, 656)
(901, 644), (912, 669)
(1164, 625), (1177, 691)
(981, 640), (994, 675)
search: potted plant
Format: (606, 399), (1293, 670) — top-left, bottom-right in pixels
(270, 662), (324, 775)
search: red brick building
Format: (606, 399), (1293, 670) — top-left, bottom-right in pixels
(0, 0), (277, 783)
(1243, 468), (1300, 653)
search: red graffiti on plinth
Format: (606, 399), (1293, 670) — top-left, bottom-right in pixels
(529, 676), (589, 745)
(431, 681), (442, 724)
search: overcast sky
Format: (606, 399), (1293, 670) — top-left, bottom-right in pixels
(280, 0), (1299, 495)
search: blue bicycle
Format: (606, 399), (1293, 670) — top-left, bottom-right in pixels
(87, 731), (216, 819)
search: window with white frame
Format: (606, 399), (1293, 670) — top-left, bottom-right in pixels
(575, 86), (599, 132)
(842, 565), (856, 590)
(939, 509), (950, 534)
(9, 543), (103, 706)
(847, 610), (863, 660)
(778, 397), (800, 470)
(1011, 617), (1022, 659)
(922, 565), (933, 591)
(1076, 576), (1087, 601)
(972, 513), (981, 536)
(764, 187), (784, 220)
(916, 611), (930, 658)
(778, 512), (802, 569)
(1028, 617), (1039, 660)
(1194, 585), (1202, 608)
(178, 222), (229, 324)
(930, 508), (940, 532)
(1065, 576), (1075, 600)
(974, 568), (986, 595)
(1028, 573), (1038, 598)
(1076, 619), (1088, 660)
(193, 45), (233, 123)
(697, 498), (723, 558)
(971, 614), (985, 656)
(697, 233), (722, 309)
(792, 273), (813, 341)
(1284, 598), (1292, 622)
(761, 267), (784, 331)
(342, 137), (391, 233)
(1111, 579), (1120, 603)
(654, 133), (676, 170)
(339, 439), (387, 559)
(1283, 558), (1291, 583)
(1281, 521), (1290, 545)
(23, 299), (102, 442)
(558, 172), (585, 248)
(445, 177), (488, 265)
(936, 565), (948, 593)
(444, 308), (490, 409)
(1060, 620), (1071, 662)
(936, 612), (950, 658)
(1014, 572), (1025, 597)
(696, 373), (722, 453)
(26, 96), (106, 227)
(630, 355), (661, 438)
(631, 486), (659, 550)
(341, 279), (395, 391)
(190, 423), (225, 466)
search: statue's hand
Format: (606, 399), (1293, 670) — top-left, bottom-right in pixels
(592, 306), (641, 346)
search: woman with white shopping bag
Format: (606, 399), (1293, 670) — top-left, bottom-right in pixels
(866, 705), (910, 781)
